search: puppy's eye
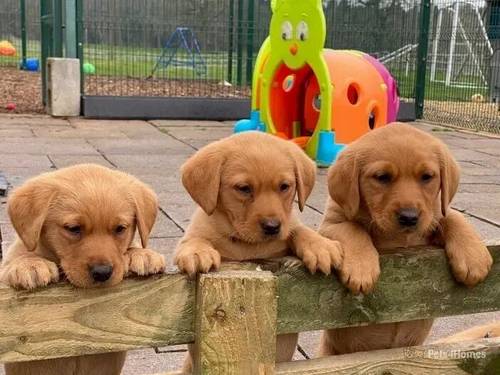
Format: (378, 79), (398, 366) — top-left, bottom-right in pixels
(421, 173), (434, 183)
(114, 225), (127, 235)
(374, 172), (392, 184)
(235, 184), (252, 195)
(64, 225), (81, 235)
(279, 182), (290, 192)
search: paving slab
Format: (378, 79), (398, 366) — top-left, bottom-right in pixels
(0, 154), (53, 169)
(157, 191), (198, 231)
(87, 138), (194, 156)
(106, 154), (189, 177)
(0, 115), (69, 127)
(33, 126), (128, 139)
(148, 237), (181, 264)
(160, 126), (234, 150)
(71, 119), (163, 139)
(48, 154), (116, 169)
(0, 139), (100, 155)
(0, 128), (35, 138)
(151, 119), (230, 128)
(150, 212), (184, 238)
(465, 216), (500, 242)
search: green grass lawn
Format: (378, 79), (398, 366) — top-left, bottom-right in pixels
(394, 70), (489, 102)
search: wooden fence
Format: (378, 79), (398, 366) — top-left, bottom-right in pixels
(0, 242), (499, 374)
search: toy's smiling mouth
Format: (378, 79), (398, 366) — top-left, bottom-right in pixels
(289, 43), (298, 56)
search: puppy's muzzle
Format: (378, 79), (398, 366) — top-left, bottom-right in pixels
(89, 264), (113, 282)
(397, 208), (419, 228)
(260, 218), (281, 236)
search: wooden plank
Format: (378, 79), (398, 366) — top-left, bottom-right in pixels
(0, 244), (498, 363)
(194, 271), (277, 374)
(276, 243), (500, 334)
(0, 273), (195, 363)
(276, 337), (500, 374)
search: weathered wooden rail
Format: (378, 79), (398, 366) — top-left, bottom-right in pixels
(0, 243), (499, 374)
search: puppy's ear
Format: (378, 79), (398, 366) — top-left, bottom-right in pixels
(438, 144), (460, 216)
(181, 144), (224, 215)
(131, 182), (158, 248)
(290, 146), (316, 211)
(327, 149), (360, 220)
(8, 179), (57, 252)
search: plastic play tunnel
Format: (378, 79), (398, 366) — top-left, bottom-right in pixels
(302, 50), (399, 144)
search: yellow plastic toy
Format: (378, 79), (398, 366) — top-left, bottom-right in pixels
(235, 0), (399, 166)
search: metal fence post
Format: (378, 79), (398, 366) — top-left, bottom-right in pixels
(20, 0), (27, 70)
(245, 0), (255, 86)
(40, 0), (51, 106)
(64, 0), (77, 58)
(228, 0), (235, 84)
(76, 0), (84, 95)
(40, 0), (65, 106)
(52, 0), (63, 57)
(414, 0), (431, 119)
(236, 0), (244, 86)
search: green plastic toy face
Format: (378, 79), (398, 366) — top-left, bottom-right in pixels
(270, 0), (326, 70)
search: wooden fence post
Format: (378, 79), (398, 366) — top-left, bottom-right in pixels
(194, 270), (277, 374)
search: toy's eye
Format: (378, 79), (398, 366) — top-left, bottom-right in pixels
(313, 94), (321, 112)
(369, 111), (376, 129)
(297, 21), (309, 41)
(281, 21), (293, 41)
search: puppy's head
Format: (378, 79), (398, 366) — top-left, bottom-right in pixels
(328, 123), (459, 236)
(181, 132), (316, 243)
(8, 164), (158, 288)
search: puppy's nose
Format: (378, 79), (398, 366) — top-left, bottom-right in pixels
(397, 208), (419, 227)
(260, 218), (281, 236)
(90, 264), (113, 282)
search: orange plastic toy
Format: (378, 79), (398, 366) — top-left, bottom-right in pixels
(234, 0), (400, 166)
(0, 41), (16, 56)
(303, 50), (390, 144)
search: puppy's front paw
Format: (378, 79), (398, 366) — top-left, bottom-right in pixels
(175, 245), (221, 279)
(127, 248), (166, 276)
(446, 242), (493, 287)
(3, 257), (59, 290)
(296, 236), (343, 276)
(339, 247), (380, 295)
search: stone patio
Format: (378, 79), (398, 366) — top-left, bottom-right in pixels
(0, 115), (499, 373)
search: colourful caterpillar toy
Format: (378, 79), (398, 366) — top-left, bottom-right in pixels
(234, 0), (399, 166)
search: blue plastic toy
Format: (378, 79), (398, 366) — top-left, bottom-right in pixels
(22, 58), (39, 72)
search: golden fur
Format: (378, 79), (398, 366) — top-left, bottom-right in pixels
(0, 164), (166, 375)
(436, 321), (500, 343)
(174, 132), (343, 372)
(318, 123), (492, 355)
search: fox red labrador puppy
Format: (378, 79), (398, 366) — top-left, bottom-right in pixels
(318, 124), (492, 355)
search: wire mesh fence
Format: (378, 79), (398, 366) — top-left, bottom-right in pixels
(0, 0), (498, 132)
(81, 0), (421, 105)
(0, 0), (42, 114)
(0, 0), (40, 67)
(81, 0), (266, 98)
(423, 0), (499, 133)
